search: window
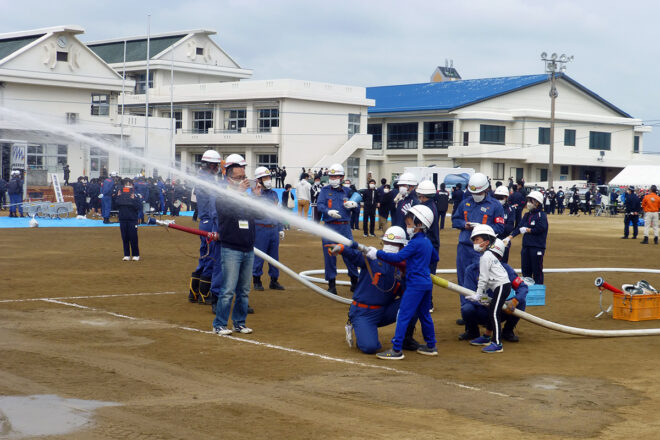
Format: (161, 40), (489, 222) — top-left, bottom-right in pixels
(91, 94), (110, 116)
(192, 153), (204, 169)
(27, 144), (68, 172)
(162, 110), (182, 130)
(257, 154), (278, 170)
(423, 121), (453, 148)
(192, 110), (213, 133)
(493, 162), (505, 180)
(89, 146), (109, 176)
(539, 168), (548, 182)
(119, 144), (144, 175)
(538, 127), (550, 145)
(634, 136), (640, 153)
(367, 124), (382, 150)
(564, 129), (576, 146)
(56, 51), (68, 62)
(196, 47), (204, 55)
(589, 131), (611, 150)
(346, 157), (359, 180)
(224, 109), (246, 132)
(348, 113), (361, 137)
(480, 125), (505, 144)
(133, 72), (153, 94)
(387, 122), (418, 149)
(463, 131), (469, 146)
(560, 165), (569, 175)
(258, 108), (279, 132)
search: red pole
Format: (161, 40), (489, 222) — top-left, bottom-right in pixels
(165, 222), (218, 241)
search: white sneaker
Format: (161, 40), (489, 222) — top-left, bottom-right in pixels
(232, 324), (253, 334)
(345, 323), (354, 348)
(132, 256), (140, 261)
(213, 326), (232, 335)
(122, 256), (130, 261)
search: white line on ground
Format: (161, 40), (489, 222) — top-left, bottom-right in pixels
(0, 291), (177, 304)
(22, 292), (520, 401)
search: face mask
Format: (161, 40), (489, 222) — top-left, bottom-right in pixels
(473, 243), (485, 253)
(343, 183), (351, 188)
(383, 188), (390, 194)
(406, 227), (416, 236)
(262, 179), (273, 190)
(329, 178), (340, 188)
(527, 202), (535, 210)
(399, 186), (408, 196)
(369, 184), (375, 189)
(473, 194), (485, 203)
(498, 198), (506, 206)
(382, 244), (400, 253)
(314, 181), (320, 186)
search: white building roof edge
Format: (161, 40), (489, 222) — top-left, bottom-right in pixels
(85, 29), (216, 46)
(0, 25), (85, 40)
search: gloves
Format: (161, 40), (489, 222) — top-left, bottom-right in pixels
(502, 236), (511, 246)
(365, 246), (378, 260)
(519, 227), (529, 235)
(328, 210), (341, 219)
(393, 193), (405, 204)
(326, 243), (344, 256)
(98, 194), (103, 199)
(505, 298), (519, 314)
(279, 231), (285, 241)
(343, 200), (358, 209)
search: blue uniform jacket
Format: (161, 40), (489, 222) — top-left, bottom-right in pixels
(102, 178), (114, 196)
(421, 198), (439, 251)
(317, 185), (351, 222)
(499, 203), (516, 239)
(451, 189), (464, 205)
(393, 192), (419, 230)
(511, 208), (548, 248)
(377, 232), (438, 291)
(342, 247), (405, 306)
(624, 192), (641, 213)
(464, 261), (528, 302)
(7, 177), (22, 195)
(254, 188), (283, 230)
(195, 171), (218, 222)
(135, 181), (149, 203)
(451, 194), (505, 246)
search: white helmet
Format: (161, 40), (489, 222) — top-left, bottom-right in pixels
(468, 173), (489, 193)
(527, 190), (544, 205)
(224, 153), (246, 168)
(470, 224), (496, 240)
(494, 186), (509, 198)
(397, 172), (418, 187)
(328, 164), (345, 176)
(254, 166), (270, 179)
(416, 180), (436, 196)
(110, 171), (119, 177)
(490, 238), (507, 258)
(382, 226), (407, 245)
(407, 205), (434, 229)
(201, 149), (221, 164)
(11, 170), (20, 176)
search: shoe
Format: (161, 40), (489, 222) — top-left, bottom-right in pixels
(402, 337), (420, 351)
(370, 234), (376, 237)
(247, 306), (255, 314)
(376, 348), (404, 360)
(456, 318), (465, 326)
(470, 335), (491, 346)
(621, 236), (628, 239)
(458, 332), (479, 341)
(122, 256), (130, 261)
(482, 342), (504, 353)
(327, 279), (337, 295)
(416, 345), (438, 356)
(429, 307), (434, 313)
(641, 237), (649, 244)
(132, 256), (140, 261)
(364, 234), (368, 238)
(253, 276), (264, 291)
(103, 219), (110, 224)
(213, 326), (232, 335)
(232, 324), (253, 334)
(502, 331), (519, 343)
(269, 278), (285, 290)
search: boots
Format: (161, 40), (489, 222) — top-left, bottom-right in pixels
(253, 276), (264, 291)
(269, 278), (285, 290)
(327, 279), (337, 295)
(655, 237), (659, 245)
(350, 275), (358, 293)
(641, 236), (649, 244)
(197, 276), (213, 305)
(188, 273), (200, 303)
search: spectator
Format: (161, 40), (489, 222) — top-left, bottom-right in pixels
(296, 173), (312, 219)
(378, 184), (392, 231)
(640, 185), (660, 245)
(344, 179), (360, 230)
(63, 164), (70, 185)
(280, 167), (287, 187)
(362, 178), (379, 237)
(0, 176), (8, 211)
(7, 170), (24, 217)
(116, 178), (141, 261)
(436, 183), (449, 230)
(310, 175), (323, 222)
(451, 183), (464, 216)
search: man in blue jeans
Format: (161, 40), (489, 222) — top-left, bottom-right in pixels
(212, 154), (257, 336)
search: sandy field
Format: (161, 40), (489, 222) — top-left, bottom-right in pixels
(2, 212), (660, 439)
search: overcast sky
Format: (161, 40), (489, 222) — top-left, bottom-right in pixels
(3, 0), (660, 151)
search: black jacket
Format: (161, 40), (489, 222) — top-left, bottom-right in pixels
(362, 187), (380, 209)
(436, 189), (449, 212)
(215, 192), (256, 252)
(625, 193), (641, 214)
(115, 189), (141, 221)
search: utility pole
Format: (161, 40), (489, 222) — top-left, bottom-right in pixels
(540, 52), (573, 190)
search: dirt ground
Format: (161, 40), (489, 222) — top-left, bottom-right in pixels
(2, 212), (660, 439)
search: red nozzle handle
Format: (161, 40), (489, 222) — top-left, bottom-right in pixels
(594, 277), (623, 294)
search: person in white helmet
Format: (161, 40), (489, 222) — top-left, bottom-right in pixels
(316, 163), (360, 294)
(252, 166), (286, 291)
(505, 190), (548, 285)
(392, 172), (419, 236)
(468, 225), (511, 353)
(365, 205), (439, 360)
(416, 180), (439, 274)
(492, 185), (515, 264)
(189, 150), (222, 305)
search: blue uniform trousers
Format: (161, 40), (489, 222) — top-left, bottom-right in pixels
(521, 246), (544, 284)
(391, 287), (435, 351)
(461, 291), (525, 336)
(456, 243), (481, 304)
(349, 300), (400, 354)
(194, 219), (216, 279)
(102, 196), (112, 219)
(9, 194), (23, 216)
(209, 243), (224, 296)
(321, 222), (358, 280)
(253, 225), (279, 278)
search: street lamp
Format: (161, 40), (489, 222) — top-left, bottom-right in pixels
(540, 52), (573, 190)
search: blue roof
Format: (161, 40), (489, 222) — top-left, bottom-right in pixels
(366, 74), (632, 118)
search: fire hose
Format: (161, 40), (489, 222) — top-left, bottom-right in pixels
(156, 220), (660, 338)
